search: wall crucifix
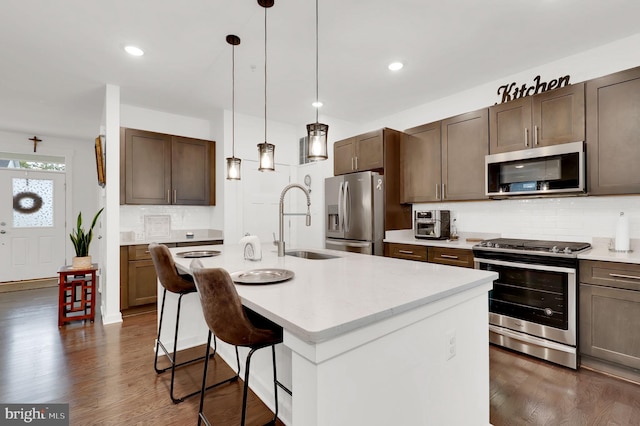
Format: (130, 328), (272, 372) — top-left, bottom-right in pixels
(28, 136), (42, 152)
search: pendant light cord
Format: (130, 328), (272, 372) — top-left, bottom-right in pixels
(264, 6), (268, 143)
(232, 42), (236, 158)
(315, 0), (319, 123)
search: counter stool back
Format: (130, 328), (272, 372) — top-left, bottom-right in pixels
(149, 242), (239, 403)
(191, 260), (290, 426)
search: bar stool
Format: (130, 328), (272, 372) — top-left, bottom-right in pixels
(191, 260), (290, 426)
(149, 243), (240, 403)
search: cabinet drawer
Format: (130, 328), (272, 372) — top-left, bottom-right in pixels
(580, 260), (640, 291)
(385, 243), (428, 262)
(428, 247), (474, 268)
(127, 243), (176, 260)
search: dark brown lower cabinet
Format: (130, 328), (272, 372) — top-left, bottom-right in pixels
(120, 240), (222, 311)
(385, 243), (473, 268)
(427, 246), (474, 269)
(385, 243), (428, 262)
(579, 260), (640, 379)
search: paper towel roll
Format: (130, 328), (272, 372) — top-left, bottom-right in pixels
(615, 212), (630, 251)
(239, 235), (262, 260)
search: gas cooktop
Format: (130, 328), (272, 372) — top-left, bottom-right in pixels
(473, 238), (591, 256)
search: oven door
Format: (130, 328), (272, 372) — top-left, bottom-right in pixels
(475, 257), (576, 346)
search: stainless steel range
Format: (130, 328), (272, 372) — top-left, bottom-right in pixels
(473, 238), (591, 369)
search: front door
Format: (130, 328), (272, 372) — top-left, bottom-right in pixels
(0, 169), (66, 282)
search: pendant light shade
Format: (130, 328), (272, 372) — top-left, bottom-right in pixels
(257, 142), (275, 171)
(306, 0), (328, 161)
(306, 122), (328, 160)
(258, 0), (275, 171)
(225, 34), (241, 180)
(226, 157), (241, 179)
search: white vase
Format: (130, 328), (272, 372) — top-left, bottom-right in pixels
(72, 256), (92, 269)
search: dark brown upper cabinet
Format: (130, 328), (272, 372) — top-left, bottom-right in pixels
(120, 128), (216, 205)
(332, 128), (411, 231)
(333, 129), (384, 175)
(489, 83), (585, 154)
(586, 66), (640, 195)
(441, 109), (489, 201)
(401, 121), (441, 203)
(401, 108), (489, 203)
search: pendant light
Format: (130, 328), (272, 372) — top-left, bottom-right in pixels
(306, 0), (328, 161)
(257, 0), (275, 171)
(226, 34), (242, 180)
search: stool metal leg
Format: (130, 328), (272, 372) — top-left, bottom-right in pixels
(155, 289), (227, 403)
(198, 331), (241, 426)
(270, 345), (279, 425)
(240, 345), (281, 426)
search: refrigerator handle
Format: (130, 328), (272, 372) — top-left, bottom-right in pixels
(344, 181), (350, 232)
(338, 182), (344, 231)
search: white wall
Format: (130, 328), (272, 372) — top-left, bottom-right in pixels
(360, 33), (640, 243)
(223, 111), (301, 245)
(0, 129), (98, 264)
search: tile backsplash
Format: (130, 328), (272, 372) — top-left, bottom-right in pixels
(120, 205), (213, 234)
(414, 195), (640, 243)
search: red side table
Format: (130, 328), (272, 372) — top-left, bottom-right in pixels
(57, 264), (98, 327)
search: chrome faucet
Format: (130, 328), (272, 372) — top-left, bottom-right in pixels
(277, 183), (311, 256)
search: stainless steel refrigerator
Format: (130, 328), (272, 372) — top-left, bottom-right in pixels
(325, 171), (384, 255)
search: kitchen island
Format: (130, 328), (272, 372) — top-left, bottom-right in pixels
(163, 244), (497, 425)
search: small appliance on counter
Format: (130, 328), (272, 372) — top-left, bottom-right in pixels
(414, 210), (450, 240)
(239, 234), (262, 261)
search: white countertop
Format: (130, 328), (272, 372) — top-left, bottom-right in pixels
(578, 238), (640, 264)
(387, 230), (640, 265)
(120, 229), (223, 246)
(170, 244), (497, 344)
(384, 229), (500, 250)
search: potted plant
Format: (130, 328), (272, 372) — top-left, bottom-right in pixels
(69, 207), (104, 269)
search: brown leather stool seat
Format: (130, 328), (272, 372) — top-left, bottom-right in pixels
(191, 260), (289, 426)
(149, 243), (239, 403)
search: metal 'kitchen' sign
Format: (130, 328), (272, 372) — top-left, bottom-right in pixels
(496, 74), (571, 104)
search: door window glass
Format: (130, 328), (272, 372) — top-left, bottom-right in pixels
(12, 178), (54, 227)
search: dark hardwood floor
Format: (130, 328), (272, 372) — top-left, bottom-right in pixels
(0, 287), (283, 425)
(2, 287), (639, 425)
(490, 345), (640, 425)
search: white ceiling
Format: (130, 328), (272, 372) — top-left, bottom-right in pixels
(1, 0), (639, 140)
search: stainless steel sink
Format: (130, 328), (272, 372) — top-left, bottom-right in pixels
(285, 250), (340, 260)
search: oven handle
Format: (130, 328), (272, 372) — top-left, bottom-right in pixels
(489, 325), (577, 354)
(474, 257), (576, 274)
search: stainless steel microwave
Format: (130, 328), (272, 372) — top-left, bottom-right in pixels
(485, 141), (585, 198)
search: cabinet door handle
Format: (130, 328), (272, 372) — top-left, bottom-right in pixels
(173, 190), (177, 204)
(435, 184), (440, 200)
(351, 157), (355, 171)
(524, 127), (529, 147)
(534, 125), (539, 146)
(167, 189), (171, 204)
(440, 254), (459, 259)
(355, 156), (358, 170)
(398, 250), (415, 255)
(442, 183), (446, 200)
(144, 250), (150, 254)
(609, 273), (640, 281)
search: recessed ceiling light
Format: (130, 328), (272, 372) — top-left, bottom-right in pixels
(312, 101), (323, 108)
(124, 45), (144, 56)
(388, 62), (404, 71)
